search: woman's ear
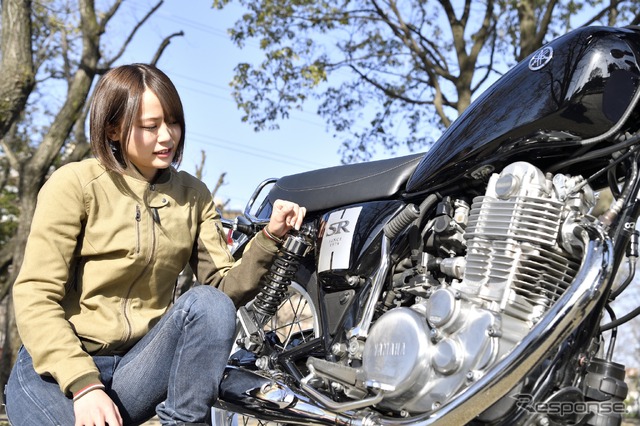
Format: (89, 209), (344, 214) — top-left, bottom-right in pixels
(107, 126), (120, 142)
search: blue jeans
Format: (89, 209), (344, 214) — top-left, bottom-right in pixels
(5, 285), (236, 425)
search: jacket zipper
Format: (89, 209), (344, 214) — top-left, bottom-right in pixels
(135, 205), (141, 254)
(121, 202), (157, 345)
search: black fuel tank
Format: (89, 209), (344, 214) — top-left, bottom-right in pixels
(406, 26), (640, 193)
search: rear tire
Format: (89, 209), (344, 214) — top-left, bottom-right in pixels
(212, 281), (320, 426)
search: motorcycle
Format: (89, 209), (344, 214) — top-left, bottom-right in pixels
(213, 25), (640, 425)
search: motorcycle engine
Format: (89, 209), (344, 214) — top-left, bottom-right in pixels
(358, 161), (596, 414)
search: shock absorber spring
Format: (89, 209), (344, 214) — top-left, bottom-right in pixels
(253, 231), (312, 319)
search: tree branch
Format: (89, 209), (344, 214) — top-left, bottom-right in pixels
(0, 124), (20, 171)
(405, 17), (452, 78)
(467, 0), (495, 65)
(371, 0), (453, 82)
(63, 88), (94, 165)
(471, 31), (498, 93)
(0, 158), (8, 192)
(348, 64), (430, 106)
(536, 0), (560, 49)
(151, 31), (185, 66)
(63, 118), (92, 165)
(103, 0), (163, 68)
(579, 2), (616, 27)
(211, 172), (227, 199)
(349, 2), (456, 125)
(98, 0), (123, 34)
(0, 235), (16, 301)
(438, 0), (468, 62)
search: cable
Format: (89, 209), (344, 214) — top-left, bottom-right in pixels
(604, 305), (618, 362)
(609, 231), (638, 300)
(548, 133), (640, 173)
(186, 132), (333, 170)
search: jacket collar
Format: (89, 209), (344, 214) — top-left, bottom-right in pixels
(121, 165), (173, 186)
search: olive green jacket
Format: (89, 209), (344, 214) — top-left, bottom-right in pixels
(12, 159), (278, 396)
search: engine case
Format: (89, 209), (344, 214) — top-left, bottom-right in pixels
(359, 161), (593, 414)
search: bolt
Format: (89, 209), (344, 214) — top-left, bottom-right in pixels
(255, 356), (270, 370)
(487, 326), (502, 337)
(331, 343), (347, 357)
(331, 381), (344, 393)
(578, 354), (589, 367)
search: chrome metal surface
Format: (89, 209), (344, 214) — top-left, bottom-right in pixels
(214, 367), (357, 425)
(243, 178), (278, 225)
(460, 162), (585, 315)
(374, 225), (612, 425)
(301, 377), (385, 413)
(347, 235), (391, 340)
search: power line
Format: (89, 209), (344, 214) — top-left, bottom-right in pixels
(170, 75), (330, 131)
(127, 1), (232, 40)
(186, 131), (334, 171)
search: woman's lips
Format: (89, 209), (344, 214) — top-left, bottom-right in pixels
(154, 148), (173, 157)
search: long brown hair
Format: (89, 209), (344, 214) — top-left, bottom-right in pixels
(90, 63), (186, 173)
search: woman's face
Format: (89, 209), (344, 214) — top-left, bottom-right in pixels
(125, 88), (182, 181)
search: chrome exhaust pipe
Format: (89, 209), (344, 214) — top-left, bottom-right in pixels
(214, 367), (358, 425)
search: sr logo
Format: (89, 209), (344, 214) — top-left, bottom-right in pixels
(326, 220), (351, 236)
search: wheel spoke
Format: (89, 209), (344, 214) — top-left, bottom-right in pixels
(266, 292), (315, 349)
(219, 282), (319, 425)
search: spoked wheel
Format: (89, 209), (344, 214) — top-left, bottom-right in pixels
(211, 412), (283, 426)
(264, 281), (321, 348)
(212, 281), (320, 426)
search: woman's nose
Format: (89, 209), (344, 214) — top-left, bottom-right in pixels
(158, 122), (172, 142)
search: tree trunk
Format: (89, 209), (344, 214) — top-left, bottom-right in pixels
(0, 0), (35, 140)
(0, 0), (35, 404)
(0, 168), (41, 408)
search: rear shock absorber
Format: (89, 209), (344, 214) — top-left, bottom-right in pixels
(252, 229), (313, 321)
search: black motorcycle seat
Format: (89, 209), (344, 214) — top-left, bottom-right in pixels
(267, 153), (424, 213)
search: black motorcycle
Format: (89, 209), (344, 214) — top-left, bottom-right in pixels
(213, 25), (640, 426)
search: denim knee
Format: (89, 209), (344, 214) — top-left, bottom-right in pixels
(5, 347), (75, 425)
(182, 286), (236, 335)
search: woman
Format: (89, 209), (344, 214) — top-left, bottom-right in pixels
(6, 63), (305, 426)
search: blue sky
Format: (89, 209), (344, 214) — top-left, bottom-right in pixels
(115, 0), (416, 210)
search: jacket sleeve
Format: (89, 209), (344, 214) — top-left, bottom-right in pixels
(189, 192), (279, 307)
(12, 165), (101, 395)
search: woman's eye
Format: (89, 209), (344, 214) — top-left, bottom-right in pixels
(142, 125), (157, 131)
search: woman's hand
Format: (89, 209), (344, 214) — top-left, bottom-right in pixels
(74, 389), (123, 426)
(266, 199), (306, 239)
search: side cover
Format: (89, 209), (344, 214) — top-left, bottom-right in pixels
(316, 200), (404, 286)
